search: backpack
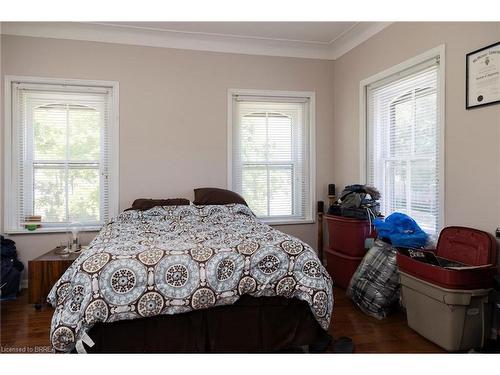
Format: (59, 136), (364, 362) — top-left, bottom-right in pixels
(1, 235), (24, 300)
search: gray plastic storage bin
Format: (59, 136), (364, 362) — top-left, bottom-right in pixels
(400, 272), (491, 351)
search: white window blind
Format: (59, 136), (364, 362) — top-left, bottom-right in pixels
(366, 57), (442, 234)
(230, 94), (313, 223)
(5, 80), (118, 232)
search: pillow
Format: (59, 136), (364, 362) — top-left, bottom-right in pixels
(126, 198), (190, 211)
(193, 188), (247, 206)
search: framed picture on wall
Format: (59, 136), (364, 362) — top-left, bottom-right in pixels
(466, 41), (500, 109)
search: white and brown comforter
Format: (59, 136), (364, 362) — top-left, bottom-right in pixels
(48, 204), (333, 352)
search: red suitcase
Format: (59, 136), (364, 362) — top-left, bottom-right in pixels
(397, 226), (497, 289)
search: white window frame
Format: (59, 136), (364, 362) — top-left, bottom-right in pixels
(359, 45), (446, 232)
(227, 89), (316, 225)
(3, 75), (120, 234)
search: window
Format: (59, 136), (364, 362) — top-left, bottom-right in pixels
(364, 48), (444, 234)
(4, 77), (119, 233)
(228, 90), (315, 224)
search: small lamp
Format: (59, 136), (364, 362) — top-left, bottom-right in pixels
(69, 222), (81, 253)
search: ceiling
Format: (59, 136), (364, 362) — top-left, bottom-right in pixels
(0, 22), (391, 59)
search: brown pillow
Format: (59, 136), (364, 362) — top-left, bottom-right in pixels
(193, 188), (247, 206)
(126, 198), (190, 211)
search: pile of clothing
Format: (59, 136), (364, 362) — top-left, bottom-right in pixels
(328, 184), (381, 220)
(1, 235), (24, 300)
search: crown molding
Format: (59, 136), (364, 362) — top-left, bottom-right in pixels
(0, 22), (391, 60)
(330, 22), (392, 59)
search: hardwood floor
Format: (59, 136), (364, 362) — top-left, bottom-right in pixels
(330, 287), (444, 353)
(1, 290), (54, 353)
(1, 288), (443, 353)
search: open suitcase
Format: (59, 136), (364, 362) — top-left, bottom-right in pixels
(397, 226), (497, 290)
(397, 226), (497, 351)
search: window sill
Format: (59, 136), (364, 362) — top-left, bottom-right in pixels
(4, 226), (103, 235)
(5, 219), (317, 233)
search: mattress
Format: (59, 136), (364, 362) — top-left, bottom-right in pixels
(47, 204), (334, 352)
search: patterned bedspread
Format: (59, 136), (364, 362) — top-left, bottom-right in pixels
(47, 204), (334, 352)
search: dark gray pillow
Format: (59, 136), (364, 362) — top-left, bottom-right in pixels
(126, 198), (190, 211)
(193, 188), (247, 206)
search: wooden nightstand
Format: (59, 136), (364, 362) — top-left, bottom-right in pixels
(28, 248), (80, 309)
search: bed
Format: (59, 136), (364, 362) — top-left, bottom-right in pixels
(47, 203), (334, 353)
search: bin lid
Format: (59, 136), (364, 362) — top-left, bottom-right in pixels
(436, 226), (497, 266)
(324, 214), (369, 223)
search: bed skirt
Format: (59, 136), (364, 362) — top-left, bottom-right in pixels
(83, 295), (330, 353)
